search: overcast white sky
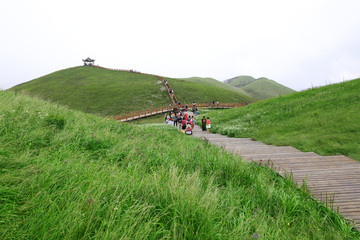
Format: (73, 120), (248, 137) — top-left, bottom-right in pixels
(1, 0), (360, 91)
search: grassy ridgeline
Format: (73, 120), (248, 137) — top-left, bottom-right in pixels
(0, 91), (358, 239)
(9, 66), (252, 116)
(10, 67), (170, 116)
(206, 78), (360, 161)
(163, 77), (253, 104)
(241, 78), (296, 100)
(176, 77), (252, 97)
(225, 76), (296, 100)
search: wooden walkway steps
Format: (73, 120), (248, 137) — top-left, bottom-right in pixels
(154, 76), (179, 105)
(111, 103), (243, 122)
(92, 65), (247, 122)
(191, 124), (360, 229)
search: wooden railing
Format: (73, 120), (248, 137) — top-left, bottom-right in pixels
(110, 105), (174, 122)
(154, 76), (178, 105)
(86, 66), (248, 122)
(110, 102), (246, 122)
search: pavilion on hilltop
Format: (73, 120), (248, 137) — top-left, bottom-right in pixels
(83, 57), (95, 66)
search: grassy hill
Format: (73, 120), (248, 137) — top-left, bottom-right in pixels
(162, 76), (253, 104)
(9, 66), (252, 116)
(205, 78), (360, 161)
(242, 78), (297, 100)
(10, 67), (170, 116)
(225, 76), (296, 100)
(1, 90), (358, 239)
(178, 77), (252, 97)
(225, 75), (257, 88)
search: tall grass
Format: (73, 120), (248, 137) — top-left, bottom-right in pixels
(0, 91), (359, 239)
(205, 78), (360, 161)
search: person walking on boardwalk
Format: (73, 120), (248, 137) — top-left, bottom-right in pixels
(178, 116), (183, 130)
(201, 116), (206, 131)
(206, 117), (211, 132)
(181, 117), (187, 130)
(191, 116), (195, 129)
(174, 113), (178, 127)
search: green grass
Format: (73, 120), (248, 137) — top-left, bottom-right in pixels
(130, 114), (165, 125)
(163, 77), (253, 105)
(242, 78), (296, 100)
(9, 67), (252, 116)
(225, 75), (257, 88)
(179, 77), (252, 97)
(225, 76), (296, 100)
(0, 90), (359, 239)
(10, 66), (170, 116)
(205, 78), (360, 161)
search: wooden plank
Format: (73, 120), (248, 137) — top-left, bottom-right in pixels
(189, 114), (360, 227)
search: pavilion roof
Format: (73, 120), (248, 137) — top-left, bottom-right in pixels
(83, 57), (95, 62)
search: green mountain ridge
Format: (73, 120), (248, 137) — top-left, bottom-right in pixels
(10, 66), (253, 116)
(225, 75), (296, 100)
(224, 75), (257, 88)
(176, 76), (252, 97)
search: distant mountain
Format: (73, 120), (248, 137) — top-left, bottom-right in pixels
(178, 77), (252, 97)
(225, 76), (295, 100)
(225, 76), (257, 88)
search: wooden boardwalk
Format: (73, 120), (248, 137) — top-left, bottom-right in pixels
(191, 124), (360, 229)
(111, 103), (243, 122)
(95, 65), (247, 122)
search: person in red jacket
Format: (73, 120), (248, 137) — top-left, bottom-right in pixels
(206, 117), (211, 132)
(181, 118), (187, 130)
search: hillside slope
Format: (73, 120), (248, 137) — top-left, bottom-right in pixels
(225, 76), (296, 100)
(163, 77), (253, 105)
(10, 66), (252, 116)
(242, 78), (296, 100)
(0, 90), (358, 239)
(10, 66), (169, 116)
(225, 75), (257, 88)
(206, 78), (360, 161)
(179, 77), (252, 97)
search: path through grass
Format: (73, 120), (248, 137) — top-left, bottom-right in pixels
(205, 79), (360, 161)
(0, 91), (359, 239)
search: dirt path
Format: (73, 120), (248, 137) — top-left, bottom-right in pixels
(190, 115), (360, 229)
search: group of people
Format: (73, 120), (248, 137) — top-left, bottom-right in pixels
(164, 109), (211, 134)
(165, 110), (196, 135)
(161, 78), (176, 101)
(201, 116), (211, 131)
